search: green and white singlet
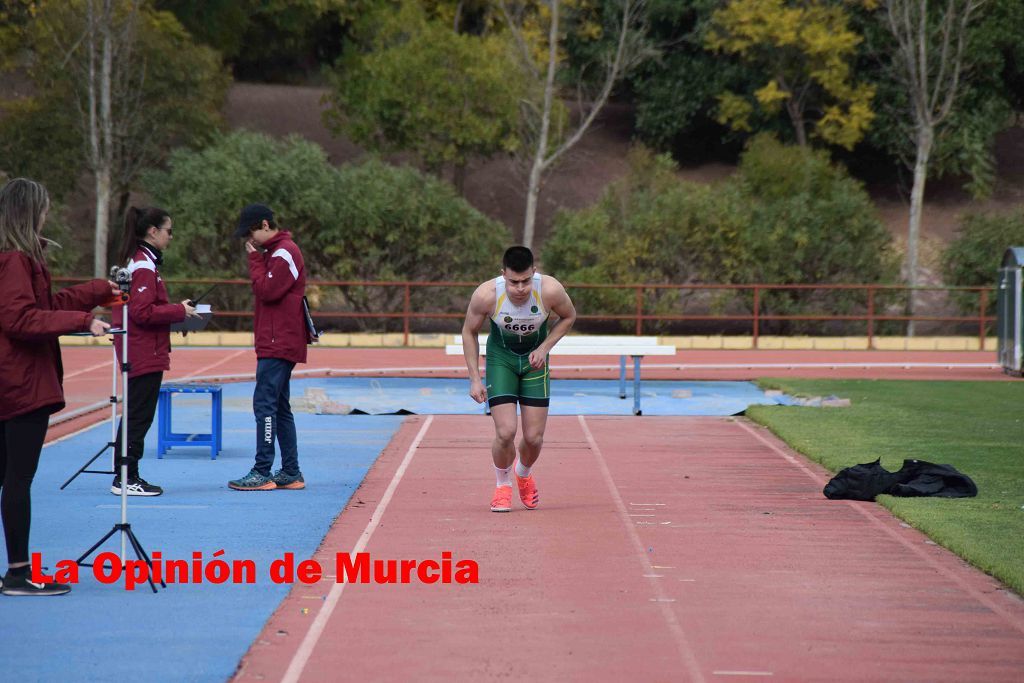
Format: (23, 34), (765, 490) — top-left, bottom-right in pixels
(485, 273), (551, 407)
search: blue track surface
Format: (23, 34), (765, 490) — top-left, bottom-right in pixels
(5, 378), (789, 681)
(4, 400), (402, 682)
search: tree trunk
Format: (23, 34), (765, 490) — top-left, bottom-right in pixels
(521, 0), (560, 251)
(905, 125), (933, 337)
(523, 161), (543, 249)
(453, 162), (467, 196)
(93, 168), (110, 277)
(92, 0), (114, 277)
(786, 99), (807, 147)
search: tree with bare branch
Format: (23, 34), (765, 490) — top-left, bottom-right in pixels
(882, 0), (984, 334)
(3, 1), (227, 276)
(500, 0), (651, 250)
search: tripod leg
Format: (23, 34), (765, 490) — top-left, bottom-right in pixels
(60, 443), (115, 490)
(75, 525), (121, 566)
(124, 527), (165, 592)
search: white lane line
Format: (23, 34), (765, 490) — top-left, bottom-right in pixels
(172, 348), (250, 380)
(579, 415), (705, 683)
(734, 418), (1024, 637)
(63, 359), (115, 380)
(281, 416), (433, 683)
(712, 671), (773, 677)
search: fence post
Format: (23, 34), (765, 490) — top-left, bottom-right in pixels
(752, 286), (760, 349)
(403, 284), (411, 346)
(867, 287), (875, 350)
(635, 286), (643, 336)
(978, 288), (988, 348)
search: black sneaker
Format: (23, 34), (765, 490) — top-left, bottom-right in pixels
(1, 571), (71, 596)
(111, 475), (163, 496)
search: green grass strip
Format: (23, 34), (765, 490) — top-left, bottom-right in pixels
(747, 379), (1024, 595)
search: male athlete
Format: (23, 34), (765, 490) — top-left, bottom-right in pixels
(461, 246), (576, 512)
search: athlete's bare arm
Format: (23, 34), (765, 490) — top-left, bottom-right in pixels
(462, 281), (495, 403)
(528, 275), (577, 370)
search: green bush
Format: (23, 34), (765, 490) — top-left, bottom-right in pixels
(942, 210), (1024, 316)
(544, 148), (747, 331)
(544, 137), (899, 334)
(735, 135), (901, 332)
(142, 131), (510, 330)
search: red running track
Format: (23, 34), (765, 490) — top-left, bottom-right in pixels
(53, 345), (1023, 681)
(234, 415), (1024, 682)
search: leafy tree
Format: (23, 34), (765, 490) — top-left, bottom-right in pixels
(155, 0), (365, 80)
(877, 0), (985, 333)
(706, 0), (876, 150)
(499, 0), (653, 248)
(0, 0), (228, 275)
(0, 1), (39, 68)
(854, 0), (1023, 199)
(942, 210), (1024, 316)
(323, 3), (523, 192)
(143, 131), (510, 330)
(0, 91), (82, 198)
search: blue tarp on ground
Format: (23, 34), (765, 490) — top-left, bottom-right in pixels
(270, 377), (793, 416)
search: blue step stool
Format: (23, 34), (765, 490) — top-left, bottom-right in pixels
(157, 384), (222, 459)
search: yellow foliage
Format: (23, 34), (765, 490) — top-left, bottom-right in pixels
(707, 0), (875, 149)
(716, 92), (755, 132)
(754, 80), (788, 112)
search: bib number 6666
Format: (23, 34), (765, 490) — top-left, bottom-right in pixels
(505, 323), (536, 333)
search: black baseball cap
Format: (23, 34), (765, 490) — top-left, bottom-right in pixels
(234, 203), (274, 238)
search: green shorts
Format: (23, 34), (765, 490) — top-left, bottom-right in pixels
(485, 342), (550, 408)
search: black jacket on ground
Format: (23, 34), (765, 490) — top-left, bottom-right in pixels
(823, 459), (977, 501)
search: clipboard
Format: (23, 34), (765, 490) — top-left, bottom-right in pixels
(171, 304), (212, 332)
(302, 296), (320, 343)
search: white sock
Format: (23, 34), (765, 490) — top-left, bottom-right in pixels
(495, 464), (513, 487)
(515, 461), (532, 479)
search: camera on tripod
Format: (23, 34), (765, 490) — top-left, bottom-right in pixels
(105, 266), (132, 307)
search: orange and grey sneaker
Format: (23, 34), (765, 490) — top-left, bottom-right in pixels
(515, 472), (539, 510)
(490, 485), (513, 512)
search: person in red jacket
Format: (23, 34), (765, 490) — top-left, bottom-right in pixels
(228, 204), (308, 491)
(0, 178), (114, 596)
(111, 206), (199, 496)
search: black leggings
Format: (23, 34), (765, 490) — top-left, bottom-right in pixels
(114, 371), (163, 476)
(0, 407), (51, 566)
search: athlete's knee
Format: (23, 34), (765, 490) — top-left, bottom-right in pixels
(494, 425), (517, 447)
(521, 431), (544, 451)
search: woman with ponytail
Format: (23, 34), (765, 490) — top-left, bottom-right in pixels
(0, 177), (115, 596)
(111, 206), (198, 497)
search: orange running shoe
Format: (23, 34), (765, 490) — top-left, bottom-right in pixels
(515, 471), (539, 510)
(490, 485), (513, 512)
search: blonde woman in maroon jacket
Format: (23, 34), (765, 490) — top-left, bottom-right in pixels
(0, 178), (114, 596)
(111, 207), (198, 497)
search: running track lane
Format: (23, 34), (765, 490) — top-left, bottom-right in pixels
(234, 415), (1024, 682)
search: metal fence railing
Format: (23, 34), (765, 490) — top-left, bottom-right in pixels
(56, 277), (996, 348)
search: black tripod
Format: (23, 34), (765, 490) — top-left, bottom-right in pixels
(71, 269), (165, 592)
(59, 337), (121, 488)
(61, 267), (135, 489)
